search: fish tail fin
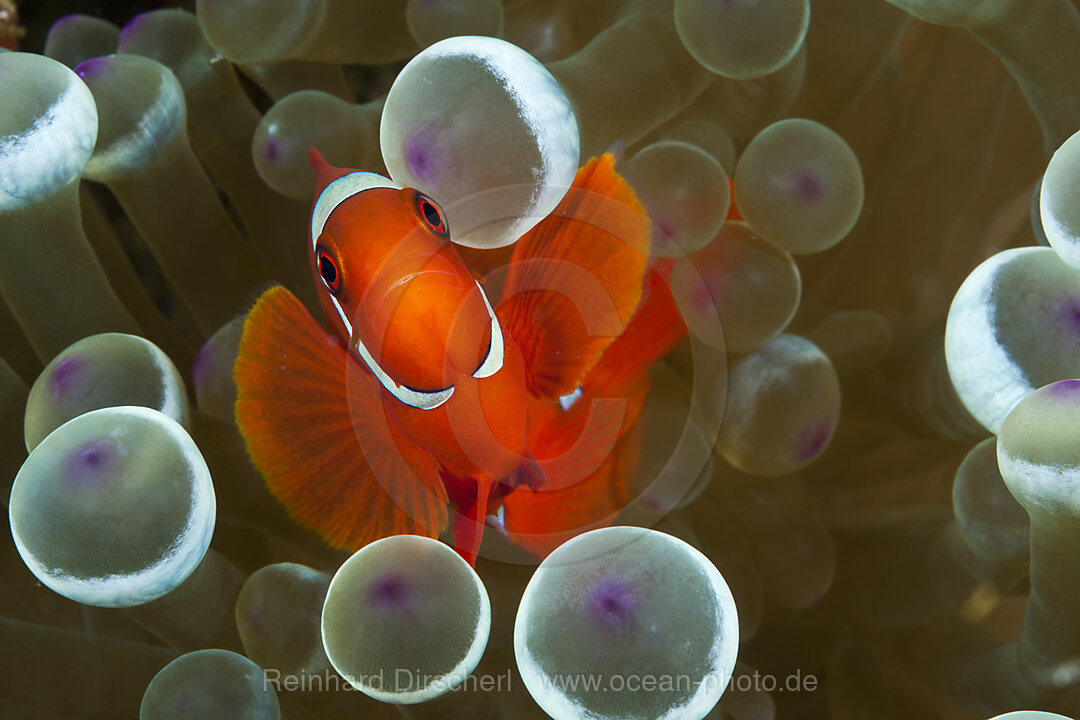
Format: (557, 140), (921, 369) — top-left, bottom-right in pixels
(500, 261), (684, 557)
(502, 376), (650, 558)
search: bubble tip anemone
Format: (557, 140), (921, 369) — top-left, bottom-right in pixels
(0, 52), (98, 212)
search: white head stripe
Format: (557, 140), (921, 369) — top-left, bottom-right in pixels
(471, 280), (504, 379)
(330, 292), (456, 410)
(311, 171), (503, 409)
(311, 171), (400, 251)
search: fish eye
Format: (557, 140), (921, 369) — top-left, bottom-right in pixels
(316, 246), (341, 294)
(415, 193), (448, 237)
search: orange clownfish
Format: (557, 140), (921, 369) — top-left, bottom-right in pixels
(0, 0), (25, 51)
(234, 150), (686, 564)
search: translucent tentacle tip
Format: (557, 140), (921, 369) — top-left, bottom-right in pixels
(1041, 128), (1080, 271)
(945, 247), (1080, 434)
(734, 118), (863, 255)
(75, 53), (186, 182)
(514, 526), (739, 720)
(235, 562), (331, 676)
(9, 406), (215, 608)
(998, 379), (1080, 520)
(674, 0), (810, 80)
(140, 649), (281, 720)
(381, 35), (579, 249)
(0, 51), (97, 212)
(24, 332), (188, 452)
(321, 534), (491, 704)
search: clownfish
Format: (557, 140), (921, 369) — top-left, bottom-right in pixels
(233, 150), (686, 564)
(0, 0), (25, 51)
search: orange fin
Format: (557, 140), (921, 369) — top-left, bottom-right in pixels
(727, 178), (743, 221)
(582, 259), (687, 398)
(503, 262), (685, 557)
(497, 154), (650, 400)
(526, 261), (685, 467)
(234, 286), (448, 550)
(444, 474), (496, 567)
(502, 381), (648, 558)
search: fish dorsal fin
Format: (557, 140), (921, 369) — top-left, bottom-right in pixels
(496, 154), (650, 401)
(234, 286), (448, 549)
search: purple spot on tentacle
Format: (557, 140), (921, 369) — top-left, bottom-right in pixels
(1047, 379), (1080, 399)
(1055, 297), (1080, 335)
(790, 171), (824, 204)
(74, 56), (111, 82)
(192, 342), (212, 391)
(174, 690), (197, 714)
(64, 438), (120, 488)
(405, 132), (438, 183)
(589, 578), (636, 633)
(50, 356), (86, 399)
(652, 220), (676, 252)
(263, 137), (280, 164)
(794, 419), (832, 462)
(639, 492), (666, 513)
(690, 278), (722, 316)
(369, 574), (411, 610)
(119, 12), (151, 44)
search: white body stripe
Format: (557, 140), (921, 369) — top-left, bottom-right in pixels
(472, 281), (504, 379)
(311, 171), (504, 410)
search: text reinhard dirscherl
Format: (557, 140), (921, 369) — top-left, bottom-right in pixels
(263, 668), (819, 695)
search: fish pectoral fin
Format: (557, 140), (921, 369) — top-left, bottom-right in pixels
(497, 153), (650, 401)
(234, 285), (448, 550)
